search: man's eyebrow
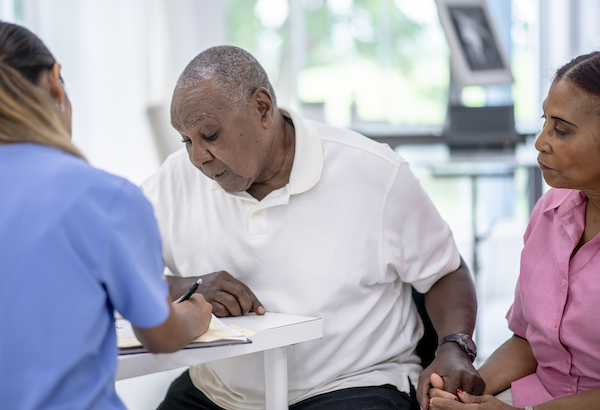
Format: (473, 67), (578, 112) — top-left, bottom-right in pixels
(551, 116), (578, 128)
(187, 113), (212, 127)
(171, 113), (215, 130)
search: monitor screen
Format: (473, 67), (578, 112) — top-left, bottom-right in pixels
(445, 105), (518, 148)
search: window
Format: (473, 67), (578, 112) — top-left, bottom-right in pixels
(226, 0), (540, 135)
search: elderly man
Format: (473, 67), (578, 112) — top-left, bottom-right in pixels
(142, 45), (483, 410)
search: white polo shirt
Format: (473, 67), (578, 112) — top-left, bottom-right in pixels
(142, 107), (460, 409)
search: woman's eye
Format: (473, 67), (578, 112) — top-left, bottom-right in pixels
(181, 138), (191, 144)
(554, 126), (567, 136)
(204, 133), (218, 142)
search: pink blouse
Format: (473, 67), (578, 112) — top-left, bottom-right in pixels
(507, 188), (600, 407)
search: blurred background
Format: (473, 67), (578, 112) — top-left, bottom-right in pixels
(2, 0), (599, 407)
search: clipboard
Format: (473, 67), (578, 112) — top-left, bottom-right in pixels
(116, 314), (253, 354)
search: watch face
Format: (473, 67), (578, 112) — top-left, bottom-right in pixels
(437, 334), (477, 362)
(465, 336), (477, 353)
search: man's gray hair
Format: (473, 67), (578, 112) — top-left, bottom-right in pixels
(175, 45), (277, 110)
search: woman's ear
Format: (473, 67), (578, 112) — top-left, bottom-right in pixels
(37, 62), (72, 135)
(38, 63), (65, 106)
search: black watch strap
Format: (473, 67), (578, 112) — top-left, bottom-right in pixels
(436, 333), (477, 362)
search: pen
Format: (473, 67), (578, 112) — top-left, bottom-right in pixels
(177, 278), (202, 303)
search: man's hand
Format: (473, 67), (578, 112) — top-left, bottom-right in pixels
(416, 257), (483, 409)
(196, 271), (265, 317)
(417, 340), (485, 409)
(166, 271), (265, 317)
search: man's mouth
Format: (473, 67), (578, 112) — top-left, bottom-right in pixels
(213, 170), (227, 180)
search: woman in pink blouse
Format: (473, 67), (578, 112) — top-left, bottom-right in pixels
(428, 51), (600, 410)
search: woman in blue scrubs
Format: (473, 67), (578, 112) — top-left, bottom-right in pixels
(0, 21), (212, 410)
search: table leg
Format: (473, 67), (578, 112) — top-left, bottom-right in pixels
(264, 347), (288, 410)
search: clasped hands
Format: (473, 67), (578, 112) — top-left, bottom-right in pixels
(426, 371), (516, 410)
(417, 342), (484, 409)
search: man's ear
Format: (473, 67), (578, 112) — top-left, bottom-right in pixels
(254, 87), (275, 129)
(38, 63), (66, 105)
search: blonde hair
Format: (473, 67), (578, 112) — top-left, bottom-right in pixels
(0, 21), (84, 159)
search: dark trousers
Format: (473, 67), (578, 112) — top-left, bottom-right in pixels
(157, 370), (418, 410)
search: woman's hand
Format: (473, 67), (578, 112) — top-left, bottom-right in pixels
(429, 386), (517, 409)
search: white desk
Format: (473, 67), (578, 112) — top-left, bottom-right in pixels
(117, 312), (323, 410)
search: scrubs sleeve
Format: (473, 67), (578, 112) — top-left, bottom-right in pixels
(101, 180), (170, 328)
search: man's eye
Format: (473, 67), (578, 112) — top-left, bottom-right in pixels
(204, 133), (218, 142)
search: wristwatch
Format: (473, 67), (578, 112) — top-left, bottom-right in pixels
(436, 333), (477, 362)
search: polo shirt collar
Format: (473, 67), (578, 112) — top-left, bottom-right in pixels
(280, 106), (323, 195)
(208, 106), (323, 199)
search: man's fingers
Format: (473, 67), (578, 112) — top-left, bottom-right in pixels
(220, 279), (264, 315)
(235, 284), (263, 315)
(216, 290), (248, 316)
(247, 290), (265, 314)
(199, 271), (264, 316)
(452, 375), (485, 398)
(471, 377), (486, 396)
(217, 281), (259, 315)
(210, 301), (230, 318)
(440, 376), (472, 399)
(211, 294), (263, 317)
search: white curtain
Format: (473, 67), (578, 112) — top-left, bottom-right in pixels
(1, 0), (226, 184)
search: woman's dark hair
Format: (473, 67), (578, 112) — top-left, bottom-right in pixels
(0, 21), (56, 84)
(554, 51), (600, 98)
(0, 21), (83, 158)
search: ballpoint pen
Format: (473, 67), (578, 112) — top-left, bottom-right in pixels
(177, 278), (202, 303)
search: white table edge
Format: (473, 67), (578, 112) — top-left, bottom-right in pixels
(116, 313), (323, 381)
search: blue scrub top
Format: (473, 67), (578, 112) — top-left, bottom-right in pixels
(0, 143), (170, 410)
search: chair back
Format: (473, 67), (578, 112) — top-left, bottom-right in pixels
(412, 287), (438, 368)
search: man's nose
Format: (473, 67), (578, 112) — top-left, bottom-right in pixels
(190, 144), (214, 167)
